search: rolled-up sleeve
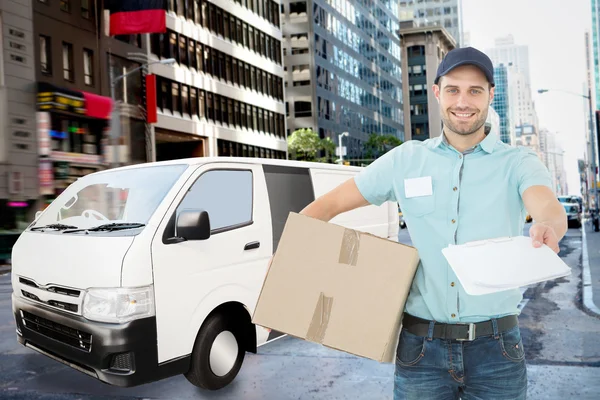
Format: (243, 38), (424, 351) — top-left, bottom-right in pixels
(354, 147), (398, 206)
(516, 147), (553, 197)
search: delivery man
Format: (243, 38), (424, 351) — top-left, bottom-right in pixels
(295, 47), (568, 399)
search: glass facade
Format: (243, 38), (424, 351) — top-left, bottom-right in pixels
(593, 0), (600, 106)
(398, 0), (461, 45)
(285, 0), (403, 160)
(406, 45), (429, 141)
(492, 64), (511, 145)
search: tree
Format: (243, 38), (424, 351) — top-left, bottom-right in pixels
(317, 137), (336, 163)
(364, 133), (403, 160)
(287, 129), (336, 163)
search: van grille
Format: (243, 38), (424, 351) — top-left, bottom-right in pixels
(21, 290), (78, 313)
(21, 310), (92, 352)
(19, 277), (81, 297)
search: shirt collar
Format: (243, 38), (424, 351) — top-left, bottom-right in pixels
(432, 129), (498, 154)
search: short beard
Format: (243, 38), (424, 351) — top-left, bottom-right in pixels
(442, 109), (488, 136)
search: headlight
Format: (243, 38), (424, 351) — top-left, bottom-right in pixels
(82, 285), (155, 324)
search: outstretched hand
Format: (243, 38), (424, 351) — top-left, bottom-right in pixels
(529, 222), (560, 254)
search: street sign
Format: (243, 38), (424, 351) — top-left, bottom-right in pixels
(336, 146), (347, 157)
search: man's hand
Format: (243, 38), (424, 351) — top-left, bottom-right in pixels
(529, 222), (560, 253)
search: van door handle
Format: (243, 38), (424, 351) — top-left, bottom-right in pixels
(244, 241), (260, 251)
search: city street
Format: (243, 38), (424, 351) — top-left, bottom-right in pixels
(0, 223), (599, 399)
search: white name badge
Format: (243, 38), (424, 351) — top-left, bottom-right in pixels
(404, 176), (433, 198)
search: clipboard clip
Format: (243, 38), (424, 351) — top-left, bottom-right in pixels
(464, 236), (513, 247)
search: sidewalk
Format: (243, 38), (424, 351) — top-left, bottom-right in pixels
(582, 220), (600, 316)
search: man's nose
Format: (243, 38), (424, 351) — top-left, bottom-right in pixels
(455, 94), (470, 109)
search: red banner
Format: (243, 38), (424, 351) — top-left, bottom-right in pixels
(106, 1), (167, 36)
(146, 74), (157, 124)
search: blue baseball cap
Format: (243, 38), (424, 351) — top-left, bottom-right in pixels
(435, 47), (495, 87)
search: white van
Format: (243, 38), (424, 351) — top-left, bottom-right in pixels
(11, 157), (399, 390)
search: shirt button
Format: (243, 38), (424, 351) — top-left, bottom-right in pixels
(459, 155), (463, 159)
(453, 187), (458, 191)
(452, 219), (456, 224)
(451, 282), (455, 287)
(451, 313), (456, 318)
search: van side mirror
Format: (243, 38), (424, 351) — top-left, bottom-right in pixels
(176, 210), (211, 241)
(35, 211), (42, 221)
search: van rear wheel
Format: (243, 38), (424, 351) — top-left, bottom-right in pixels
(184, 313), (245, 390)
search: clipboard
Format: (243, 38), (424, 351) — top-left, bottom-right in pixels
(441, 236), (571, 296)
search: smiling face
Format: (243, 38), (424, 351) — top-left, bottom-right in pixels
(433, 65), (494, 137)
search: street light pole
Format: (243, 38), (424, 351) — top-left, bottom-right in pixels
(338, 131), (348, 164)
(538, 88), (600, 212)
(109, 58), (175, 168)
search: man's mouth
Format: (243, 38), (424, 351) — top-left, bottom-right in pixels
(451, 111), (476, 120)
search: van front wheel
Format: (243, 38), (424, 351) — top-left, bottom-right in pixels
(184, 313), (245, 390)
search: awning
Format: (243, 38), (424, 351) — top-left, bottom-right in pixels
(37, 82), (113, 120)
(82, 91), (113, 119)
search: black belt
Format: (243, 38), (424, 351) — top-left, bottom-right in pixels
(402, 313), (519, 341)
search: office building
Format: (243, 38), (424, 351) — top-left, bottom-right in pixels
(539, 128), (567, 195)
(592, 0), (600, 107)
(487, 35), (531, 85)
(399, 23), (456, 141)
(282, 0), (404, 160)
(146, 0), (287, 161)
(33, 0), (113, 207)
(491, 63), (512, 145)
(0, 1), (41, 230)
(486, 35), (538, 130)
(514, 123), (542, 161)
(398, 0), (463, 46)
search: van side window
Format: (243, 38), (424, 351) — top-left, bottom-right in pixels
(177, 169), (253, 231)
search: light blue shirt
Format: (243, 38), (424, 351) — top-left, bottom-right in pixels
(354, 130), (553, 323)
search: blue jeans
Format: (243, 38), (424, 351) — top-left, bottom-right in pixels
(394, 321), (527, 400)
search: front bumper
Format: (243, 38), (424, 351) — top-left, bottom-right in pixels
(12, 294), (188, 387)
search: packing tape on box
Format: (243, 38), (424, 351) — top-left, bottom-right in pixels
(306, 292), (334, 343)
(339, 228), (360, 266)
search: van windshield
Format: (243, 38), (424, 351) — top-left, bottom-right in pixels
(31, 164), (188, 231)
(563, 204), (579, 214)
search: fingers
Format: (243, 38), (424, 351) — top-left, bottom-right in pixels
(530, 227), (544, 248)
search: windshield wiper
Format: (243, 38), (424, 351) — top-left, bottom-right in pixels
(31, 223), (78, 231)
(63, 223), (146, 233)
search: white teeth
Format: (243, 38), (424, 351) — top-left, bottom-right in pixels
(455, 113), (473, 117)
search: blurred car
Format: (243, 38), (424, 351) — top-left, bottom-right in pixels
(563, 202), (582, 228)
(398, 207), (406, 229)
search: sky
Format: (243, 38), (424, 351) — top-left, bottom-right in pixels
(461, 0), (592, 196)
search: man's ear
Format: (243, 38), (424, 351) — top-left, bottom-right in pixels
(433, 84), (441, 103)
(489, 86), (495, 105)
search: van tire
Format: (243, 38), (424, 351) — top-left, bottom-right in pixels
(184, 313), (245, 390)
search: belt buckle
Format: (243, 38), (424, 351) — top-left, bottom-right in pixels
(456, 323), (476, 341)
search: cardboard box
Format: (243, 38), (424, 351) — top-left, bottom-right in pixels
(252, 212), (420, 363)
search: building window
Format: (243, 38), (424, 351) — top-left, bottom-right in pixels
(62, 42), (74, 81)
(190, 87), (198, 117)
(171, 82), (180, 113)
(81, 0), (90, 18)
(181, 84), (189, 116)
(294, 101), (312, 117)
(39, 35), (51, 75)
(60, 0), (70, 12)
(83, 49), (93, 86)
(179, 35), (188, 66)
(199, 90), (206, 119)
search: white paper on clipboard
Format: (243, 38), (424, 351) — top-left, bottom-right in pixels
(441, 236), (572, 296)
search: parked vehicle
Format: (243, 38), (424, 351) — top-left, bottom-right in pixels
(398, 206), (406, 228)
(563, 202), (582, 228)
(10, 157), (399, 390)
